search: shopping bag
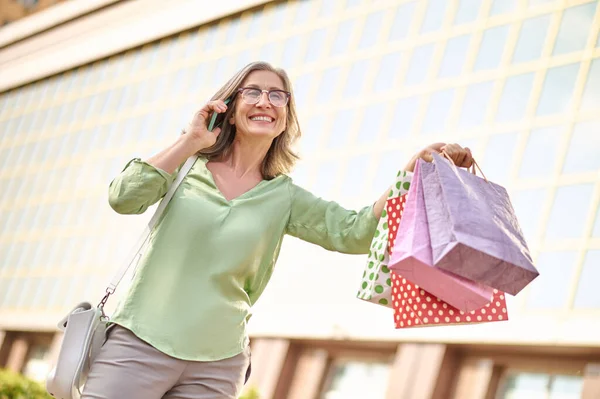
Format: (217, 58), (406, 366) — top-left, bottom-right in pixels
(420, 152), (539, 295)
(391, 271), (509, 329)
(357, 170), (412, 308)
(389, 159), (494, 313)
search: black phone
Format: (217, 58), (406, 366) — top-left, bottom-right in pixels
(208, 98), (231, 131)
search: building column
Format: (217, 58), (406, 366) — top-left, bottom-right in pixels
(451, 358), (498, 399)
(5, 335), (29, 373)
(286, 348), (329, 399)
(47, 331), (64, 366)
(386, 343), (456, 399)
(244, 338), (290, 399)
(582, 363), (600, 399)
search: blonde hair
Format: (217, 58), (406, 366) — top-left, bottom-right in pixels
(198, 61), (301, 179)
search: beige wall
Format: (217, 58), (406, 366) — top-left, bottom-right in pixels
(0, 0), (70, 26)
(0, 0), (273, 92)
(242, 338), (600, 399)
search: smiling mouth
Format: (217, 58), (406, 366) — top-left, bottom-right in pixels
(249, 116), (274, 122)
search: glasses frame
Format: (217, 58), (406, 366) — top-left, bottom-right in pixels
(236, 87), (291, 107)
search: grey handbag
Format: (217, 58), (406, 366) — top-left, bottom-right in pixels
(45, 154), (198, 399)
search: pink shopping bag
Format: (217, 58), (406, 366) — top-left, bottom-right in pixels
(389, 159), (494, 313)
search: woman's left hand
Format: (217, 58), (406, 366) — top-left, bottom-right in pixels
(404, 142), (473, 172)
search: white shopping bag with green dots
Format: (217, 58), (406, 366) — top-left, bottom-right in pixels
(357, 170), (413, 308)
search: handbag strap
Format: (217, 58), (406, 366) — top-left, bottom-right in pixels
(98, 154), (198, 309)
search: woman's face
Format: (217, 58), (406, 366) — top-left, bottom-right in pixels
(230, 70), (288, 140)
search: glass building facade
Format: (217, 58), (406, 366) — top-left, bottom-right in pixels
(0, 0), (599, 397)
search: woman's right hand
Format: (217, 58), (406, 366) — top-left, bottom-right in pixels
(184, 100), (228, 151)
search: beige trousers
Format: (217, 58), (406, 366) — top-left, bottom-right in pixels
(82, 325), (251, 399)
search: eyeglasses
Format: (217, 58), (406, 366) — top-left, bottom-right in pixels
(236, 87), (291, 107)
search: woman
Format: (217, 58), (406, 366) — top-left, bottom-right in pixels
(82, 61), (472, 398)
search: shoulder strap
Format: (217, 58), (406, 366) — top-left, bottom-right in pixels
(98, 154), (198, 307)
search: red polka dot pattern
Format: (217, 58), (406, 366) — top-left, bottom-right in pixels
(391, 272), (509, 328)
(387, 195), (406, 254)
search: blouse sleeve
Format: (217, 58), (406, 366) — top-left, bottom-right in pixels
(286, 183), (379, 254)
(108, 158), (176, 215)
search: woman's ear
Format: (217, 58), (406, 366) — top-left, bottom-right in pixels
(228, 107), (235, 125)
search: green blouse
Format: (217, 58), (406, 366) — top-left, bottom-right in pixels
(108, 157), (378, 361)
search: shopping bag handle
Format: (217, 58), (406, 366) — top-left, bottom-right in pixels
(440, 150), (488, 182)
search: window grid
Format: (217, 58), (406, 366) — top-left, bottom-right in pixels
(0, 0), (599, 319)
(0, 0), (594, 121)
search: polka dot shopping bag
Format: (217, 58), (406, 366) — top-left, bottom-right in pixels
(386, 190), (509, 328)
(357, 170), (412, 308)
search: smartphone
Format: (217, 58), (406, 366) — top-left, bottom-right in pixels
(208, 98), (231, 131)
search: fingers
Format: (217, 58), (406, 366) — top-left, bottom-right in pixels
(193, 100), (228, 125)
(211, 100), (228, 113)
(464, 147), (473, 167)
(419, 142), (473, 168)
(440, 143), (473, 168)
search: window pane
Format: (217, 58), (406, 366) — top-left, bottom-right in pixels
(373, 52), (403, 93)
(328, 109), (355, 149)
(519, 126), (563, 178)
(537, 63), (580, 115)
(224, 18), (241, 45)
(389, 1), (416, 41)
(404, 44), (434, 86)
(549, 375), (584, 398)
(527, 251), (577, 309)
(305, 28), (327, 63)
(529, 0), (556, 6)
(357, 104), (383, 144)
(512, 188), (547, 241)
(474, 25), (509, 70)
(459, 80), (494, 127)
(574, 250), (600, 308)
(373, 150), (406, 194)
(389, 96), (418, 140)
(553, 2), (597, 56)
(546, 184), (594, 239)
(319, 0), (335, 17)
(513, 14), (551, 63)
(500, 373), (550, 398)
(496, 73), (534, 122)
(318, 67), (341, 104)
(580, 58), (600, 110)
(246, 10), (264, 38)
(420, 0), (448, 33)
(344, 60), (369, 98)
(562, 121), (600, 173)
(593, 207), (600, 237)
(359, 11), (384, 49)
(313, 160), (339, 199)
(481, 132), (518, 185)
(293, 73), (313, 111)
(269, 3), (287, 32)
(422, 89), (455, 133)
(454, 0), (481, 25)
(281, 35), (302, 69)
(340, 155), (370, 198)
(260, 42), (277, 63)
(331, 19), (355, 55)
(321, 360), (390, 399)
(294, 0), (312, 25)
(290, 162), (310, 187)
(439, 34), (471, 77)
